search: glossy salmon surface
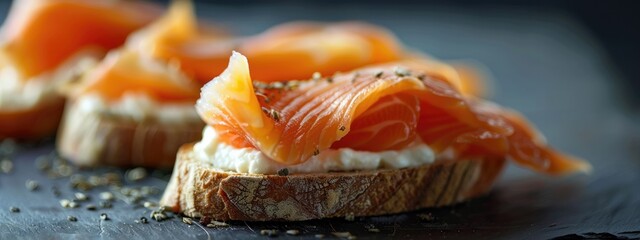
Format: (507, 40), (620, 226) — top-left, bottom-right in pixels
(196, 52), (590, 175)
(0, 0), (161, 79)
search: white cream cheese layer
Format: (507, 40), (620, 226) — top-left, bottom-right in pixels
(194, 126), (437, 174)
(74, 93), (199, 123)
(0, 54), (99, 109)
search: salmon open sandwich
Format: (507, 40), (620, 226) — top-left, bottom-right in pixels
(159, 52), (590, 221)
(0, 0), (161, 140)
(57, 1), (482, 168)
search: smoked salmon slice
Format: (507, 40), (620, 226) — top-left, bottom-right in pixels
(73, 1), (482, 104)
(67, 50), (200, 103)
(0, 0), (161, 80)
(125, 2), (405, 86)
(197, 52), (591, 175)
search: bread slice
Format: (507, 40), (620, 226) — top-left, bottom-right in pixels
(0, 96), (65, 140)
(57, 100), (204, 168)
(160, 143), (506, 221)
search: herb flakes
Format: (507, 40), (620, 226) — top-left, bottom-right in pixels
(99, 192), (114, 201)
(150, 207), (169, 221)
(74, 192), (89, 201)
(312, 72), (322, 81)
(25, 180), (39, 191)
(286, 229), (300, 235)
(206, 220), (229, 228)
(67, 216), (78, 222)
(277, 168), (289, 176)
(9, 207), (19, 213)
(260, 229), (278, 237)
(125, 167), (147, 182)
(262, 107), (281, 121)
(394, 66), (411, 77)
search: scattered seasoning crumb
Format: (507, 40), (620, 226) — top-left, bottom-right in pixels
(332, 232), (353, 238)
(339, 126), (346, 131)
(368, 228), (380, 233)
(255, 92), (270, 103)
(150, 207), (169, 221)
(139, 217), (148, 224)
(143, 201), (157, 209)
(271, 109), (281, 121)
(315, 234), (325, 238)
(272, 82), (285, 89)
(69, 202), (79, 208)
(86, 204), (97, 211)
(277, 168), (289, 176)
(262, 108), (281, 121)
(99, 192), (114, 201)
(313, 148), (320, 156)
(312, 72), (322, 81)
(260, 229), (278, 237)
(182, 217), (193, 225)
(326, 77), (333, 83)
(1, 158), (13, 173)
(25, 180), (39, 191)
(417, 74), (426, 81)
(74, 192), (89, 201)
(99, 201), (112, 209)
(100, 213), (109, 221)
(394, 66), (411, 77)
(417, 213), (434, 221)
(125, 167), (147, 182)
(67, 216), (77, 222)
(60, 199), (71, 208)
(206, 220), (230, 228)
(56, 165), (73, 178)
(9, 207), (19, 213)
(375, 71), (384, 78)
(286, 230), (300, 235)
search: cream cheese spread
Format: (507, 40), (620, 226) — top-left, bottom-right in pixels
(0, 54), (99, 109)
(194, 126), (437, 174)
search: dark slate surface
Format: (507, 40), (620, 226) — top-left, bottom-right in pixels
(1, 2), (640, 240)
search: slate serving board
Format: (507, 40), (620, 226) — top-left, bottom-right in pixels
(1, 2), (639, 239)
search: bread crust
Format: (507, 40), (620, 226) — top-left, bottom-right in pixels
(0, 96), (65, 140)
(57, 100), (204, 168)
(160, 143), (506, 221)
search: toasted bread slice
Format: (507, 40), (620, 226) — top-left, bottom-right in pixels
(0, 96), (65, 140)
(57, 100), (204, 168)
(160, 143), (506, 221)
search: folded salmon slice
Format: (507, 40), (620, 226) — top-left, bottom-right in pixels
(75, 1), (479, 103)
(197, 52), (590, 175)
(0, 0), (161, 79)
(68, 50), (199, 103)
